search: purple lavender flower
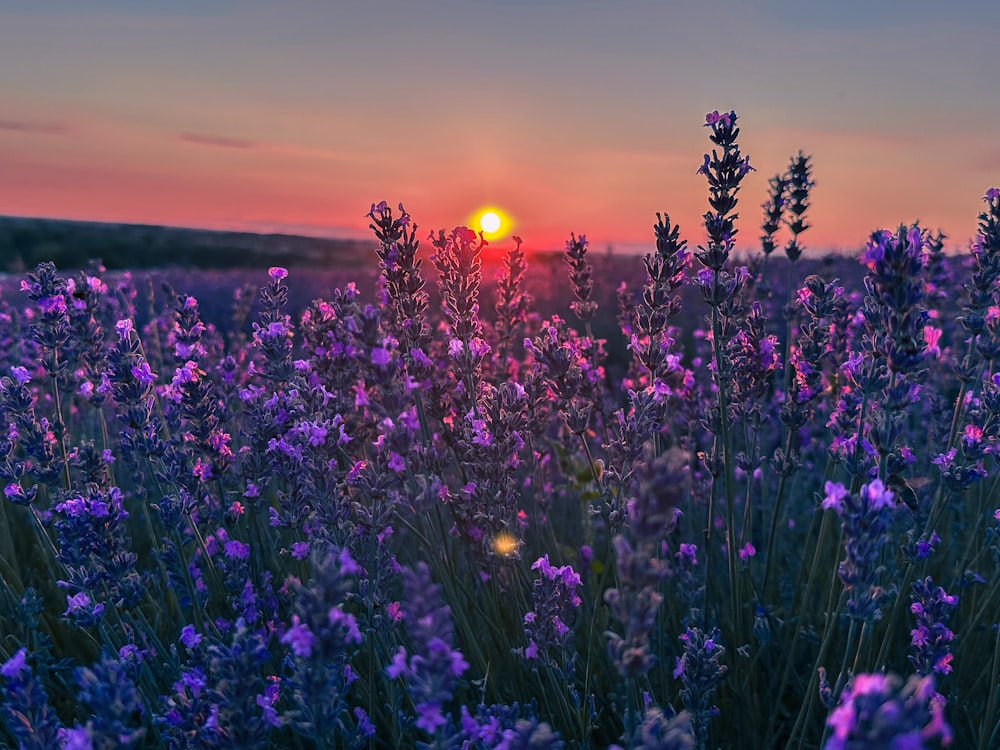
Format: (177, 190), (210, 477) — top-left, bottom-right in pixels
(387, 562), (470, 739)
(72, 650), (147, 748)
(760, 173), (790, 260)
(161, 619), (283, 748)
(619, 706), (696, 750)
(369, 201), (433, 369)
(909, 577), (957, 677)
(180, 624), (202, 649)
(605, 535), (669, 678)
(280, 548), (363, 745)
(495, 718), (566, 749)
(10, 365), (31, 385)
(0, 648), (64, 749)
(564, 233), (598, 323)
(783, 152), (814, 263)
(824, 479), (897, 621)
(825, 673), (952, 749)
(59, 726), (94, 750)
(281, 614), (317, 658)
(63, 590), (106, 626)
(855, 225), (928, 482)
(493, 237), (534, 379)
(53, 484), (143, 612)
(251, 266), (295, 382)
(695, 109), (753, 274)
(522, 555), (583, 676)
(673, 625), (727, 748)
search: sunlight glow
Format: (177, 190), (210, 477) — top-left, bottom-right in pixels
(491, 531), (520, 558)
(480, 211), (501, 233)
(470, 206), (513, 242)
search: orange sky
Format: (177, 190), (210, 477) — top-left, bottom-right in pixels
(1, 2), (998, 255)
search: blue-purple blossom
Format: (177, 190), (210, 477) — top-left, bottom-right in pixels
(674, 626), (727, 748)
(281, 614), (317, 658)
(825, 673), (952, 749)
(63, 591), (106, 626)
(387, 562), (470, 738)
(523, 555), (583, 676)
(180, 624), (202, 649)
(618, 706), (696, 750)
(0, 648), (63, 749)
(909, 577), (957, 677)
(825, 479), (897, 620)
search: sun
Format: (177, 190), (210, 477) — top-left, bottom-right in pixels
(470, 206), (513, 242)
(480, 211), (501, 234)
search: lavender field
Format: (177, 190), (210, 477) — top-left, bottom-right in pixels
(1, 111), (997, 749)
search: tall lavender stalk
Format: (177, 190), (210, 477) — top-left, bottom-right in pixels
(430, 226), (488, 422)
(693, 109), (754, 630)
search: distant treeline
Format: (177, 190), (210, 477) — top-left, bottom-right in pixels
(0, 216), (376, 272)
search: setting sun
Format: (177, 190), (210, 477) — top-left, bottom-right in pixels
(480, 211), (501, 233)
(470, 206), (513, 242)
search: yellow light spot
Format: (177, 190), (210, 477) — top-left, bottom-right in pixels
(480, 211), (501, 234)
(492, 531), (520, 557)
(470, 206), (513, 242)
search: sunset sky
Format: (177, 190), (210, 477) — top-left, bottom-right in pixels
(1, 0), (998, 255)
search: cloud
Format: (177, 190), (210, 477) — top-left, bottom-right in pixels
(179, 132), (257, 149)
(0, 119), (68, 135)
(177, 131), (361, 163)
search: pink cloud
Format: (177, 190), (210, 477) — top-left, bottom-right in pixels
(0, 119), (68, 135)
(179, 132), (257, 149)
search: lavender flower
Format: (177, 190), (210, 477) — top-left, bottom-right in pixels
(1, 362), (65, 487)
(494, 238), (533, 380)
(619, 706), (696, 750)
(564, 233), (597, 323)
(673, 625), (727, 750)
(695, 110), (753, 275)
(71, 650), (147, 749)
(862, 226), (927, 377)
(21, 262), (71, 388)
(783, 152), (814, 263)
(0, 648), (63, 749)
(280, 547), (363, 745)
(494, 718), (565, 749)
(760, 173), (789, 260)
(387, 562), (469, 737)
(431, 225), (487, 403)
(824, 673), (952, 749)
(251, 267), (294, 382)
(822, 479), (896, 621)
(163, 616), (287, 749)
(632, 213), (689, 395)
(855, 226), (929, 482)
(605, 534), (669, 678)
(370, 201), (432, 367)
(908, 577), (957, 677)
(54, 484), (144, 613)
(522, 555), (582, 677)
